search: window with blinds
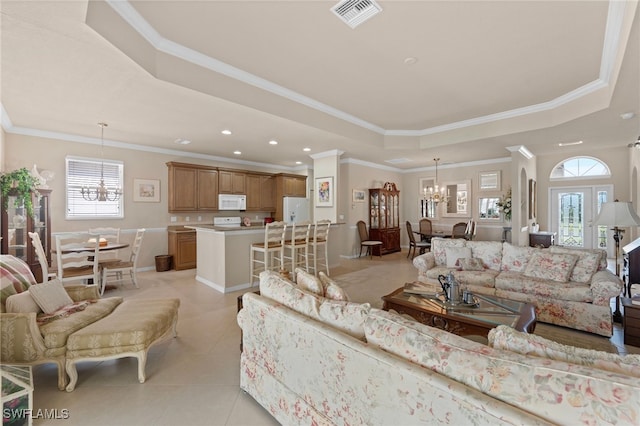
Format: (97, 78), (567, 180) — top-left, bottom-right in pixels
(66, 156), (124, 219)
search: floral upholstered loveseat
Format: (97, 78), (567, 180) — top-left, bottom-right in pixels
(238, 270), (640, 425)
(413, 238), (623, 336)
(0, 255), (179, 391)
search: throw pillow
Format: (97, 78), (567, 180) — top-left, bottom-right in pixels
(522, 252), (579, 283)
(295, 268), (324, 296)
(488, 325), (640, 379)
(318, 272), (350, 301)
(6, 291), (42, 314)
(456, 257), (486, 271)
(28, 279), (74, 314)
(549, 246), (602, 283)
(445, 247), (472, 268)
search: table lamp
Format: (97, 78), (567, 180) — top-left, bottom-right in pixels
(592, 201), (640, 277)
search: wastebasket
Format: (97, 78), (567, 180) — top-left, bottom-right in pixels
(155, 255), (172, 272)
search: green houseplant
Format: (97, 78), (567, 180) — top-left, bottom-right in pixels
(0, 168), (40, 217)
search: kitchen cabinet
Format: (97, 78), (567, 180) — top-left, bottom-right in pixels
(166, 162), (218, 212)
(274, 173), (308, 221)
(246, 174), (276, 211)
(219, 170), (246, 194)
(1, 189), (52, 283)
(167, 226), (196, 270)
(369, 183), (400, 255)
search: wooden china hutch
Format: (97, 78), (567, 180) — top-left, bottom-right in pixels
(369, 182), (400, 255)
(1, 189), (52, 283)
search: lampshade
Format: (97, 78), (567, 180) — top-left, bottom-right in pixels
(592, 202), (640, 227)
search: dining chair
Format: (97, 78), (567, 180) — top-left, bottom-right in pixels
(356, 220), (382, 259)
(418, 218), (433, 241)
(451, 222), (468, 239)
(89, 227), (121, 265)
(250, 221), (287, 285)
(308, 220), (331, 276)
(283, 221), (311, 280)
(406, 221), (431, 259)
(28, 231), (57, 283)
(100, 228), (145, 295)
(55, 232), (101, 287)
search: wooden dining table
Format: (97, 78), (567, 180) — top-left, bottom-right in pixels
(53, 242), (129, 254)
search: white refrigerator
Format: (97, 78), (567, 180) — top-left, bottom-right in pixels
(283, 197), (310, 224)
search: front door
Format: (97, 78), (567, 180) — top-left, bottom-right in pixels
(550, 185), (612, 254)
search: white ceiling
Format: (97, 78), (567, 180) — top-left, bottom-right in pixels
(1, 0), (639, 171)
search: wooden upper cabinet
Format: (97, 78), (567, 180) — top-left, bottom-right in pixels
(246, 174), (276, 212)
(197, 169), (218, 210)
(219, 170), (246, 194)
(282, 175), (307, 197)
(167, 162), (218, 212)
(168, 164), (197, 211)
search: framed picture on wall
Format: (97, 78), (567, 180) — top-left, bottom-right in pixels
(315, 177), (334, 207)
(352, 189), (366, 203)
(133, 178), (160, 202)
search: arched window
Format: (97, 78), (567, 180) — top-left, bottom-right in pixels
(550, 156), (611, 180)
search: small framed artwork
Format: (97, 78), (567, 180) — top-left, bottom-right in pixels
(315, 176), (334, 207)
(133, 178), (160, 202)
(352, 189), (366, 203)
(479, 171), (501, 191)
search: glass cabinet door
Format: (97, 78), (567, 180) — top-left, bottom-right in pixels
(6, 195), (28, 262)
(370, 191), (379, 229)
(380, 193), (387, 228)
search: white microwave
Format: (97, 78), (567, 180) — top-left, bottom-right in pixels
(218, 194), (247, 210)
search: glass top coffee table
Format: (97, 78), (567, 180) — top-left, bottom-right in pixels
(382, 285), (536, 338)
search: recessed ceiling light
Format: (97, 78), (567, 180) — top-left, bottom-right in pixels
(295, 161), (302, 165)
(269, 140), (278, 145)
(558, 140), (583, 147)
(233, 150), (241, 155)
(221, 130), (232, 135)
(404, 57), (418, 66)
(303, 147), (311, 152)
(174, 138), (191, 145)
(620, 112), (635, 120)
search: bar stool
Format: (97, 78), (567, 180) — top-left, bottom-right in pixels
(283, 221), (311, 280)
(308, 220), (331, 276)
(249, 221), (287, 285)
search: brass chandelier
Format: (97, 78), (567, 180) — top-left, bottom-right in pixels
(81, 122), (122, 202)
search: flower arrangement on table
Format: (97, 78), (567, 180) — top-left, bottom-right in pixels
(497, 187), (512, 222)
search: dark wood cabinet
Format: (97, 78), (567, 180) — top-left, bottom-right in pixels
(1, 189), (52, 282)
(622, 298), (640, 346)
(369, 183), (401, 255)
(623, 237), (640, 298)
(167, 226), (196, 270)
(529, 232), (556, 248)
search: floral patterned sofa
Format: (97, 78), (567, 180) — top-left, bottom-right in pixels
(238, 270), (640, 425)
(413, 238), (623, 336)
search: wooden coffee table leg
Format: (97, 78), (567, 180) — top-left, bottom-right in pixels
(513, 303), (536, 333)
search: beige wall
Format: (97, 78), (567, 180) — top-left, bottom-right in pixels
(629, 146), (640, 241)
(4, 131), (636, 267)
(4, 133), (307, 269)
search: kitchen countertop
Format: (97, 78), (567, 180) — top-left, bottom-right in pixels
(167, 225), (197, 233)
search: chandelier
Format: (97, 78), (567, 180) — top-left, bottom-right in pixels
(423, 158), (449, 205)
(81, 122), (122, 202)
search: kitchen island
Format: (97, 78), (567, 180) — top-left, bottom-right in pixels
(186, 223), (343, 293)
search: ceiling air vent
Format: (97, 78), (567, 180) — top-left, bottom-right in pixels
(331, 0), (382, 29)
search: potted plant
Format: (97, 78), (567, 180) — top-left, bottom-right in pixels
(0, 167), (40, 217)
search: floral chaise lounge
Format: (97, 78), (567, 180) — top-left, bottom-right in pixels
(413, 238), (623, 336)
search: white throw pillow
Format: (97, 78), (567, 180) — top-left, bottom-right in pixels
(6, 291), (42, 314)
(445, 247), (472, 268)
(28, 279), (74, 314)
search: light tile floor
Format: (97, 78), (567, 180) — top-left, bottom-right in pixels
(29, 252), (638, 425)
